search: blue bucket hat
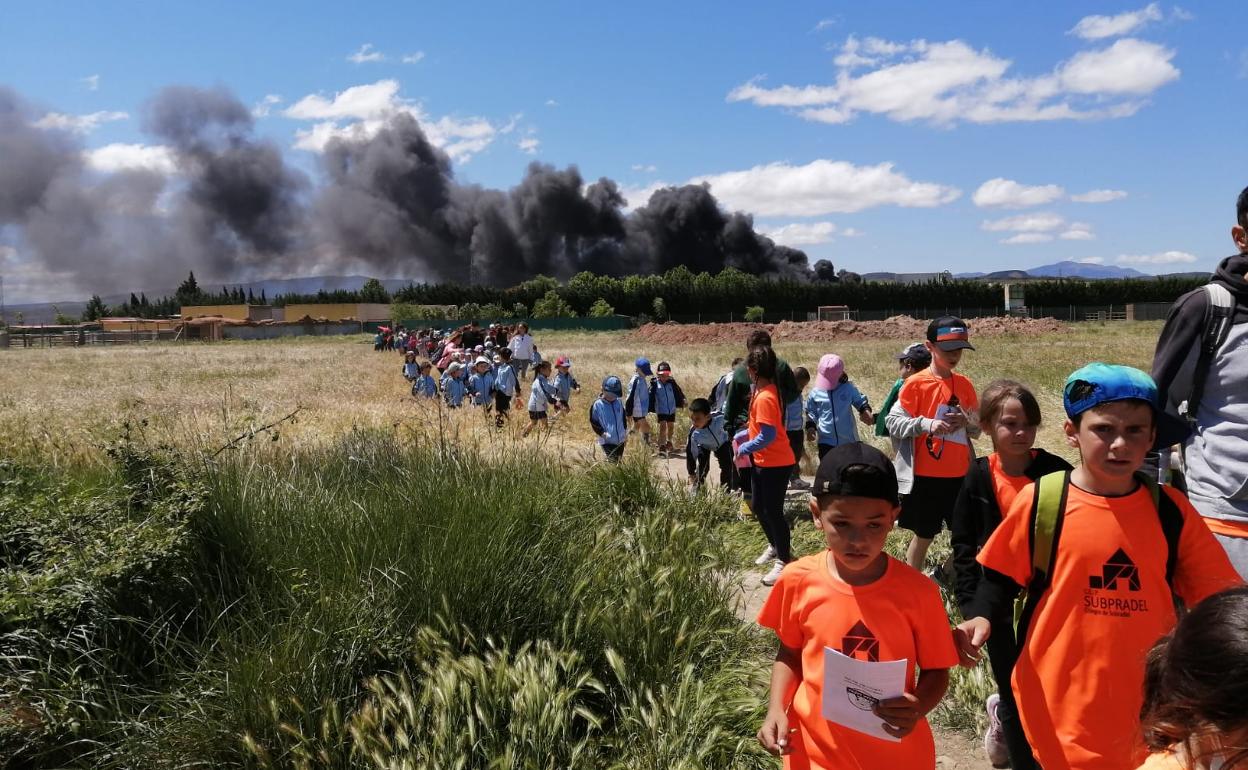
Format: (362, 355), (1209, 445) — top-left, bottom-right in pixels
(635, 357), (652, 376)
(1063, 363), (1189, 450)
(602, 376), (623, 397)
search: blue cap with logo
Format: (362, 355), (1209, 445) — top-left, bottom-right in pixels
(1063, 362), (1190, 450)
(1063, 363), (1158, 418)
(602, 376), (623, 397)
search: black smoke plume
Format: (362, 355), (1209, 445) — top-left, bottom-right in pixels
(1, 84), (811, 297)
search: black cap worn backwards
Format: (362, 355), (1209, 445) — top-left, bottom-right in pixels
(812, 442), (900, 504)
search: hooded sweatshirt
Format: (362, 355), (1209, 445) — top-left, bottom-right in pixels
(590, 395), (627, 445)
(1152, 254), (1248, 526)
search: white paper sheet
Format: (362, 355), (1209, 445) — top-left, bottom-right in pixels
(933, 403), (968, 446)
(821, 647), (909, 743)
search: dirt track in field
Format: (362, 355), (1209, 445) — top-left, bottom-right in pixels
(633, 316), (1070, 346)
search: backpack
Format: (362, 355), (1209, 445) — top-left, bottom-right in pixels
(1180, 283), (1235, 424)
(1014, 470), (1184, 644)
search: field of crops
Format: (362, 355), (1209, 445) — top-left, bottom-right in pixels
(0, 322), (1166, 768)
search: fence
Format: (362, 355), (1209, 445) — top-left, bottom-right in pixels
(5, 328), (182, 347)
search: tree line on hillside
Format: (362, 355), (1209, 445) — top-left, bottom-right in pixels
(81, 268), (1210, 322)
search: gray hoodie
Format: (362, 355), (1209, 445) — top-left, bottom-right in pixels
(1152, 254), (1248, 523)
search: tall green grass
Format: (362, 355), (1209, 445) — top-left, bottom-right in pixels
(2, 432), (771, 768)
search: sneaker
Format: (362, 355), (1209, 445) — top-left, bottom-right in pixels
(788, 477), (811, 490)
(754, 544), (777, 566)
(761, 559), (786, 586)
(984, 693), (1009, 768)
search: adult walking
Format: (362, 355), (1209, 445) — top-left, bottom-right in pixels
(734, 346), (797, 587)
(1152, 186), (1248, 579)
(509, 322), (535, 382)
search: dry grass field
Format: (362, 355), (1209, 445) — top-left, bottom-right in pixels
(1, 320), (1164, 468)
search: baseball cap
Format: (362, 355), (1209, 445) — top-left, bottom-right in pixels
(926, 316), (975, 352)
(555, 356), (572, 368)
(1063, 363), (1190, 450)
(635, 357), (652, 376)
(657, 361), (672, 374)
(896, 342), (932, 364)
(602, 376), (623, 396)
(474, 356), (491, 366)
(812, 442), (899, 504)
(814, 354), (845, 391)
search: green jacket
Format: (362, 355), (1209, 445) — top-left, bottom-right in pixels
(723, 358), (799, 432)
(874, 378), (904, 437)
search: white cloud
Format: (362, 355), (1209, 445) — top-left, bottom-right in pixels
(690, 159), (961, 216)
(973, 178), (1065, 209)
(812, 18), (837, 33)
(347, 43), (385, 64)
(1059, 222), (1096, 240)
(762, 221), (839, 246)
(401, 51), (425, 64)
(1002, 233), (1053, 245)
(252, 94), (283, 118)
(981, 212), (1066, 233)
(619, 182), (666, 211)
(1071, 188), (1128, 203)
(841, 227), (864, 237)
(1115, 250), (1198, 265)
(729, 31), (1179, 126)
(285, 80), (401, 120)
(286, 80), (502, 161)
(631, 164), (658, 173)
(1069, 3), (1162, 40)
(81, 74), (100, 91)
(545, 99), (559, 107)
(518, 136), (540, 155)
(35, 110), (128, 134)
(1172, 7), (1194, 21)
(1058, 39), (1178, 95)
(84, 143), (177, 174)
(1076, 256), (1106, 264)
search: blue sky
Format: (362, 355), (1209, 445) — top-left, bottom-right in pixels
(3, 1), (1248, 301)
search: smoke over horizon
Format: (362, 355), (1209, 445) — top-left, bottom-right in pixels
(0, 84), (812, 300)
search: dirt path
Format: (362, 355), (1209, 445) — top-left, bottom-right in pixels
(651, 452), (995, 770)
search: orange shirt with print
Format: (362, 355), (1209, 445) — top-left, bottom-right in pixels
(897, 369), (978, 478)
(757, 554), (960, 770)
(749, 383), (796, 468)
(978, 483), (1242, 770)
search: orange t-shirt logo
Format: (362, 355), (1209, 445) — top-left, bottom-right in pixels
(1084, 548), (1151, 617)
(841, 620), (880, 662)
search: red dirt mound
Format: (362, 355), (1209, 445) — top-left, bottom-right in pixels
(633, 316), (1069, 345)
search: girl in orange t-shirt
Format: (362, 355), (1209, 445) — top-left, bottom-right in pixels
(1137, 585), (1248, 770)
(736, 346), (797, 586)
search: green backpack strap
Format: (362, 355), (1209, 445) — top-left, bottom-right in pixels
(1135, 472), (1185, 586)
(1015, 471), (1071, 644)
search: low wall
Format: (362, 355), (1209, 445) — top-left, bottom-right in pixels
(222, 322), (363, 340)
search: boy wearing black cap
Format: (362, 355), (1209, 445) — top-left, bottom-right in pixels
(886, 317), (980, 574)
(757, 443), (958, 769)
(956, 364), (1241, 770)
(875, 342), (932, 438)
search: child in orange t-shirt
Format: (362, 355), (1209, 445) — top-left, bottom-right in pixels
(957, 364), (1243, 770)
(736, 346), (798, 586)
(757, 442), (959, 769)
(1136, 585), (1248, 770)
(949, 380), (1072, 770)
(885, 316), (980, 574)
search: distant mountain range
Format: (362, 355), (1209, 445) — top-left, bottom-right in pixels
(956, 261), (1151, 280)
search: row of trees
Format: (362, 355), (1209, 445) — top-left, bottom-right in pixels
(84, 268), (1211, 322)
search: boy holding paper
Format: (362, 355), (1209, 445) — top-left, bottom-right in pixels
(757, 443), (959, 769)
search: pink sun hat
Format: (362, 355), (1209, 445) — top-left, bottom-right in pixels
(814, 354), (845, 390)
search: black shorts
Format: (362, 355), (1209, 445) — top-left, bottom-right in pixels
(898, 475), (965, 539)
(656, 413), (676, 424)
(493, 392), (512, 412)
(529, 410), (548, 421)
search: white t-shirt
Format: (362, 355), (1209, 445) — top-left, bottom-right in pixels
(509, 333), (534, 360)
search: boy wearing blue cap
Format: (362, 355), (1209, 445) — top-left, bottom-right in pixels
(591, 376), (628, 462)
(624, 357), (654, 447)
(956, 364), (1241, 770)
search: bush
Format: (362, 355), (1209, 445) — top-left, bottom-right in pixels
(743, 306), (764, 322)
(1, 432), (769, 768)
(588, 298), (615, 317)
(532, 290), (577, 318)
